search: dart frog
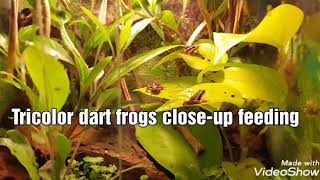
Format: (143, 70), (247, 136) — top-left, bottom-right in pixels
(183, 90), (207, 106)
(184, 45), (199, 55)
(146, 82), (164, 95)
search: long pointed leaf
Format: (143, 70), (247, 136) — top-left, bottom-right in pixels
(102, 45), (180, 88)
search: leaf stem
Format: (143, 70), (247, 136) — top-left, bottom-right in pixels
(6, 0), (19, 80)
(62, 131), (85, 179)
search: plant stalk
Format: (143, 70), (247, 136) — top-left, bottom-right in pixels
(6, 0), (19, 80)
(42, 0), (51, 37)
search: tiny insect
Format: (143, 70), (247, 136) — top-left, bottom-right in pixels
(183, 90), (207, 106)
(146, 82), (164, 95)
(184, 45), (199, 55)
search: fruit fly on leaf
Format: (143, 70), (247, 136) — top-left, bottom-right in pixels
(183, 90), (207, 106)
(146, 82), (164, 95)
(184, 45), (199, 55)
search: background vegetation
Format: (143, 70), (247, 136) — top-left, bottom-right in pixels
(0, 0), (319, 179)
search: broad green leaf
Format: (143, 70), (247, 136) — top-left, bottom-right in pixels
(118, 20), (133, 53)
(188, 123), (223, 171)
(96, 88), (121, 110)
(61, 24), (90, 83)
(84, 56), (112, 91)
(136, 123), (204, 180)
(24, 46), (70, 111)
(154, 41), (228, 71)
(222, 158), (267, 180)
(213, 4), (304, 63)
(196, 40), (216, 61)
(102, 45), (180, 88)
(135, 76), (200, 99)
(0, 130), (39, 180)
(207, 64), (288, 106)
(160, 10), (178, 32)
(156, 83), (244, 112)
(33, 37), (74, 65)
(54, 132), (71, 180)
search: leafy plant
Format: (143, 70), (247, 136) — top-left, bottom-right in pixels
(66, 156), (118, 180)
(0, 129), (40, 180)
(135, 4), (304, 180)
(66, 156), (148, 180)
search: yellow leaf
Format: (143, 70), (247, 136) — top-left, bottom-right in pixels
(214, 4), (304, 63)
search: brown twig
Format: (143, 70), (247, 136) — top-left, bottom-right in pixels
(42, 0), (51, 37)
(176, 125), (204, 155)
(6, 0), (19, 80)
(196, 0), (214, 40)
(120, 78), (136, 112)
(233, 0), (244, 33)
(62, 131), (85, 179)
(35, 0), (44, 35)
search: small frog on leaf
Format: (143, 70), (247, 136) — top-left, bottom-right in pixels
(146, 82), (164, 95)
(183, 90), (207, 106)
(184, 45), (199, 55)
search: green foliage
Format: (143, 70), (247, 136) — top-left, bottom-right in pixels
(18, 25), (39, 44)
(207, 64), (288, 107)
(0, 130), (40, 180)
(61, 24), (90, 85)
(160, 10), (179, 32)
(84, 56), (112, 92)
(269, 44), (320, 168)
(23, 46), (70, 111)
(297, 45), (320, 105)
(136, 122), (204, 180)
(101, 45), (179, 89)
(188, 123), (223, 170)
(135, 5), (303, 179)
(66, 156), (118, 180)
(54, 133), (72, 180)
(135, 76), (200, 99)
(119, 18), (155, 53)
(154, 40), (227, 70)
(155, 83), (243, 112)
(213, 4), (304, 63)
(32, 37), (74, 65)
(222, 158), (267, 180)
(95, 88), (121, 111)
